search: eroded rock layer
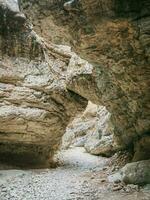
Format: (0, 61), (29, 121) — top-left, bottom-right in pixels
(16, 1), (150, 161)
(0, 0), (150, 165)
(62, 102), (115, 157)
(0, 0), (87, 166)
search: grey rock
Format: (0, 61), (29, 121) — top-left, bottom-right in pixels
(122, 160), (150, 185)
(108, 160), (150, 185)
(0, 0), (26, 22)
(62, 103), (115, 157)
(73, 136), (87, 147)
(85, 135), (114, 157)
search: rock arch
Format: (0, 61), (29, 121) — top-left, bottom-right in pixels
(0, 0), (149, 166)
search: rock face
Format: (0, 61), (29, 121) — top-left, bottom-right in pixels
(0, 0), (87, 166)
(62, 102), (98, 149)
(0, 0), (150, 166)
(62, 102), (115, 157)
(20, 0), (150, 160)
(65, 0), (150, 159)
(133, 135), (150, 162)
(84, 106), (115, 157)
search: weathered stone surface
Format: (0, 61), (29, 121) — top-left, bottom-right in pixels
(0, 0), (150, 165)
(23, 0), (149, 158)
(64, 0), (150, 158)
(0, 0), (87, 166)
(0, 0), (26, 25)
(109, 160), (150, 185)
(62, 102), (115, 156)
(133, 135), (150, 162)
(84, 106), (116, 156)
(62, 102), (98, 149)
(85, 135), (114, 157)
(122, 160), (150, 184)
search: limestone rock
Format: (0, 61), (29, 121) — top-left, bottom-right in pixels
(84, 106), (115, 156)
(62, 102), (115, 157)
(63, 0), (150, 157)
(0, 1), (87, 166)
(1, 0), (150, 165)
(20, 0), (150, 150)
(122, 160), (150, 185)
(62, 102), (98, 149)
(0, 0), (26, 25)
(108, 160), (150, 185)
(85, 135), (114, 157)
(64, 0), (78, 12)
(73, 136), (87, 147)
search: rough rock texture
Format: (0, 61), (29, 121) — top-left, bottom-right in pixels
(122, 160), (150, 185)
(84, 106), (115, 156)
(85, 135), (114, 157)
(62, 102), (98, 149)
(0, 0), (87, 166)
(0, 0), (150, 165)
(19, 0), (150, 160)
(62, 102), (116, 156)
(133, 135), (150, 162)
(108, 160), (150, 185)
(65, 0), (150, 159)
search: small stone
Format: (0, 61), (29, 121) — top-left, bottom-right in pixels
(112, 185), (123, 191)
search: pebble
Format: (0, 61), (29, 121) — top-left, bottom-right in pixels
(112, 185), (123, 191)
(0, 148), (149, 200)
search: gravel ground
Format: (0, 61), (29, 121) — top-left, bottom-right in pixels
(0, 147), (150, 200)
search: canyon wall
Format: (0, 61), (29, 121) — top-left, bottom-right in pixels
(0, 0), (87, 166)
(0, 0), (149, 165)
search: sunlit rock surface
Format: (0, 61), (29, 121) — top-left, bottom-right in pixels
(62, 102), (116, 156)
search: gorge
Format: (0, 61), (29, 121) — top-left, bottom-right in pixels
(0, 0), (150, 197)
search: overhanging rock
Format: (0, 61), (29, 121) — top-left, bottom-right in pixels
(0, 0), (87, 166)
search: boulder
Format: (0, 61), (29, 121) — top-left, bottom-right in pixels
(85, 135), (114, 157)
(108, 160), (150, 185)
(62, 103), (115, 157)
(122, 160), (150, 185)
(0, 0), (26, 24)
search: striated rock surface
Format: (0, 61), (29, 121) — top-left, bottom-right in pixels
(84, 106), (116, 157)
(62, 102), (98, 149)
(85, 135), (114, 157)
(65, 0), (150, 159)
(0, 0), (150, 166)
(62, 102), (116, 157)
(21, 0), (150, 160)
(0, 0), (87, 166)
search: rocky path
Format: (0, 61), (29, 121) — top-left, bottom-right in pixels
(0, 147), (150, 200)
